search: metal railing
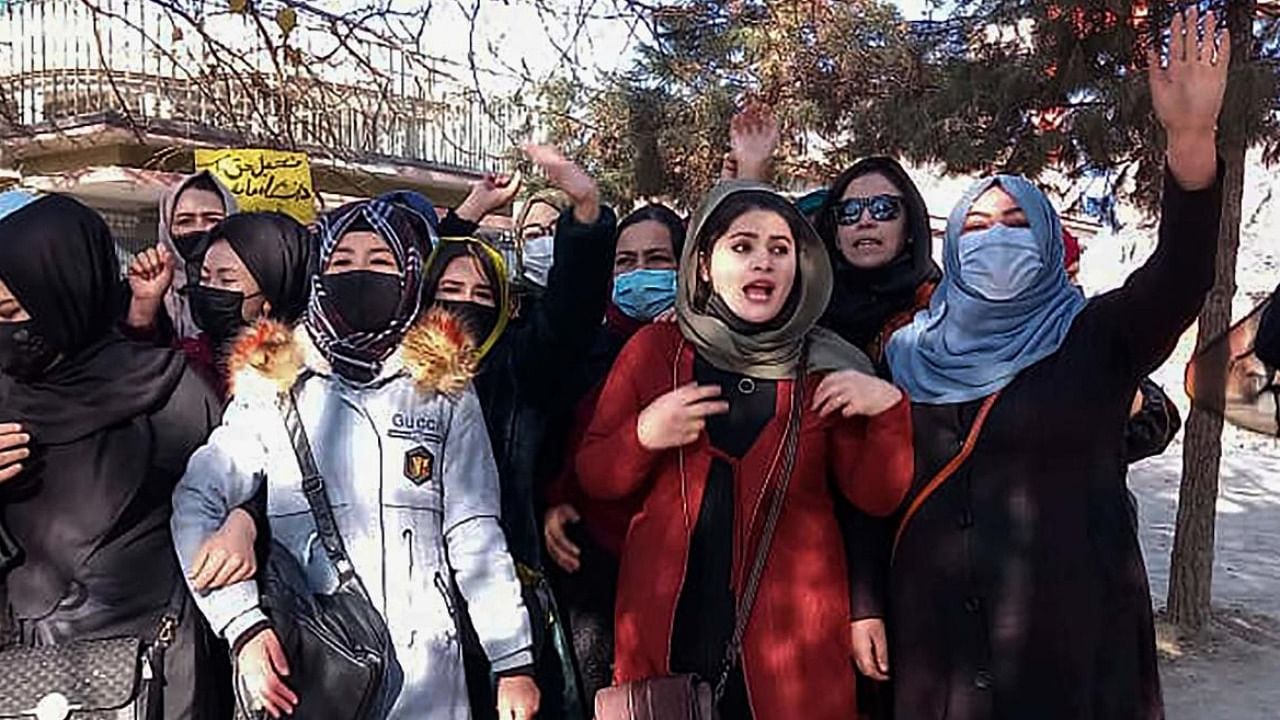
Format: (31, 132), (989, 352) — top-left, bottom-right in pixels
(0, 0), (518, 173)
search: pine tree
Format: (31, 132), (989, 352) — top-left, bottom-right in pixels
(542, 0), (917, 207)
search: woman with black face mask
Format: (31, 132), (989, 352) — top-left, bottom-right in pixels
(0, 195), (224, 718)
(422, 144), (618, 719)
(173, 194), (539, 720)
(185, 212), (313, 400)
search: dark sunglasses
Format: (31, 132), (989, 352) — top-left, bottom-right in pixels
(832, 194), (904, 225)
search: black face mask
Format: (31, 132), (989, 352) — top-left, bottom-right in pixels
(188, 286), (252, 345)
(171, 231), (210, 263)
(0, 321), (60, 380)
(434, 299), (500, 348)
(321, 271), (403, 334)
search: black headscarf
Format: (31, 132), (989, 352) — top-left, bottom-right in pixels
(0, 195), (186, 444)
(0, 195), (202, 623)
(211, 211), (314, 325)
(814, 156), (941, 351)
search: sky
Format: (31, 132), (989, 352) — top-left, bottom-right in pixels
(421, 0), (951, 98)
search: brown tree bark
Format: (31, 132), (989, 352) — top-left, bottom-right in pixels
(1166, 0), (1253, 633)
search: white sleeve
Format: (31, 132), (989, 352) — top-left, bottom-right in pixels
(441, 384), (535, 672)
(170, 398), (271, 645)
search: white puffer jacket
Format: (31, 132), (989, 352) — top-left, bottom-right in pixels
(171, 322), (533, 719)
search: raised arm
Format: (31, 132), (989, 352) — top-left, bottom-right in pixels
(1094, 7), (1228, 380)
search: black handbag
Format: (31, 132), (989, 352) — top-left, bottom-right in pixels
(0, 581), (185, 720)
(239, 388), (396, 720)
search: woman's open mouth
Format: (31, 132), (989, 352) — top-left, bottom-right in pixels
(742, 279), (776, 303)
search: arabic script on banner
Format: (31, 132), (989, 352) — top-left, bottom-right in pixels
(194, 148), (316, 222)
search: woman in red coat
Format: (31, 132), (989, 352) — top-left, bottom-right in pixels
(576, 181), (914, 719)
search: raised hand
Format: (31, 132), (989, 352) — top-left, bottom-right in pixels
(522, 144), (601, 225)
(125, 245), (175, 331)
(1149, 5), (1229, 190)
(128, 245), (176, 302)
(456, 171), (524, 224)
(636, 383), (730, 451)
(729, 104), (780, 182)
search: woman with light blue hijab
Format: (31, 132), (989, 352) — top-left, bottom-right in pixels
(886, 174), (1087, 403)
(882, 9), (1229, 719)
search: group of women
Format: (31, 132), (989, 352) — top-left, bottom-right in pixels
(0, 8), (1236, 720)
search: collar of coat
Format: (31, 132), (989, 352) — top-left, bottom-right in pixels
(226, 307), (480, 402)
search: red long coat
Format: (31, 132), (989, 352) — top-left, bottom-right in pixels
(576, 323), (914, 719)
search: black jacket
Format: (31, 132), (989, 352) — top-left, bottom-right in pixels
(890, 169), (1221, 720)
(1258, 283), (1280, 369)
(471, 206), (618, 570)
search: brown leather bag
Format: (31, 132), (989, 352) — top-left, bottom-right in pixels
(594, 357), (807, 720)
(594, 675), (715, 720)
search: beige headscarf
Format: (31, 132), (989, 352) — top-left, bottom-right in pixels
(675, 180), (872, 380)
(157, 171), (239, 338)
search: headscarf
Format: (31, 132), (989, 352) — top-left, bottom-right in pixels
(0, 190), (38, 221)
(209, 212), (314, 325)
(676, 180), (872, 380)
(158, 171), (239, 338)
(306, 196), (435, 382)
(815, 156), (942, 351)
(885, 175), (1087, 404)
(0, 195), (186, 444)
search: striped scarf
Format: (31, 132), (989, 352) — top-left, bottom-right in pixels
(306, 196), (436, 382)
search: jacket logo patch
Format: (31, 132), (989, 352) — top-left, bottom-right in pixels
(404, 446), (435, 485)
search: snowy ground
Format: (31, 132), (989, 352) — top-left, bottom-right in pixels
(1132, 332), (1280, 719)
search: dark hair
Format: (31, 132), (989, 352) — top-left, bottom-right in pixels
(423, 240), (505, 304)
(693, 191), (809, 308)
(617, 204), (687, 260)
(813, 156), (924, 258)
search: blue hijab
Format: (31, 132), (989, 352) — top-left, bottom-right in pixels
(885, 175), (1086, 404)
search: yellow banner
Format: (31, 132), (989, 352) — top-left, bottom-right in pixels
(194, 148), (316, 223)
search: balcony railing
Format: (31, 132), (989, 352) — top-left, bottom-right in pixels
(0, 0), (518, 174)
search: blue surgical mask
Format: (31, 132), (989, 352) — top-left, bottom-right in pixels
(612, 268), (677, 321)
(957, 225), (1044, 301)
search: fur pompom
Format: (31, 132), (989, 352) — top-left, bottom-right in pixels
(402, 307), (478, 397)
(226, 320), (304, 396)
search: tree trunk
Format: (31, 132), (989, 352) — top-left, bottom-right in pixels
(1165, 0), (1253, 632)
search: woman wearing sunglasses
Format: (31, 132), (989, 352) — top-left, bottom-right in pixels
(812, 158), (942, 374)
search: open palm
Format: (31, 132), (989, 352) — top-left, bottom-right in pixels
(1149, 6), (1230, 138)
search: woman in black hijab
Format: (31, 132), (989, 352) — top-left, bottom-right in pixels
(0, 195), (224, 718)
(813, 156), (942, 370)
(185, 211), (313, 400)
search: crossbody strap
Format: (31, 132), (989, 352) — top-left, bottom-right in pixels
(712, 351), (807, 702)
(891, 391), (1000, 562)
(276, 387), (360, 588)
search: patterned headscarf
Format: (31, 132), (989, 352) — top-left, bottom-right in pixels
(306, 195), (438, 381)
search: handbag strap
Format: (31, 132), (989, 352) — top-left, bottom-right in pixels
(276, 386), (360, 587)
(891, 391), (1000, 562)
(712, 352), (807, 702)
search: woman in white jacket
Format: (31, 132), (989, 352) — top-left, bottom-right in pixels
(170, 195), (539, 719)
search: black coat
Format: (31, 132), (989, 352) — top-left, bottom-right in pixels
(889, 170), (1222, 720)
(1258, 283), (1280, 369)
(472, 206), (617, 571)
